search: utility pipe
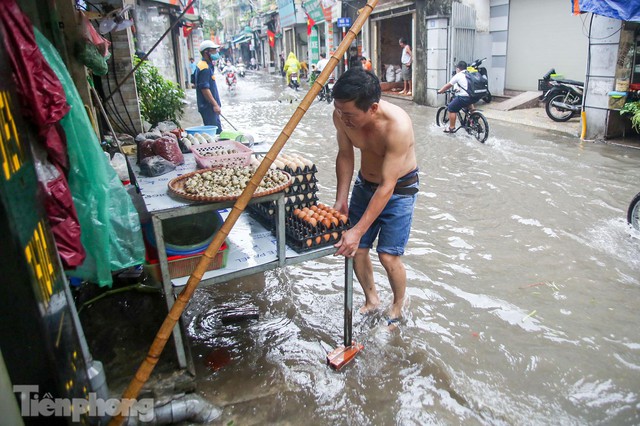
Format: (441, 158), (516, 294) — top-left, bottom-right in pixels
(109, 1), (379, 423)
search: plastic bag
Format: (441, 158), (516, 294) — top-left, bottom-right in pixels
(140, 155), (176, 177)
(385, 64), (395, 83)
(153, 136), (184, 166)
(137, 139), (155, 163)
(110, 152), (129, 182)
(156, 121), (178, 133)
(36, 28), (144, 287)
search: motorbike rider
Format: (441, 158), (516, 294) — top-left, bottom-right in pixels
(437, 61), (476, 133)
(316, 52), (329, 74)
(283, 52), (301, 86)
(222, 60), (237, 87)
(194, 40), (222, 133)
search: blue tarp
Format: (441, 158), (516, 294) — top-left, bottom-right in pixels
(574, 0), (640, 21)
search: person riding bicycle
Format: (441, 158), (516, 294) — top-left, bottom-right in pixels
(437, 61), (476, 133)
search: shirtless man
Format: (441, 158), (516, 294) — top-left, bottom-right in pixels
(332, 68), (419, 322)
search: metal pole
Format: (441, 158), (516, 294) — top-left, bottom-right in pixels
(344, 257), (354, 347)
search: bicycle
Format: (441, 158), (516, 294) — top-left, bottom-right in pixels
(436, 90), (489, 143)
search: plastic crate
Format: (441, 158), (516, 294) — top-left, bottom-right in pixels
(191, 140), (252, 169)
(146, 241), (229, 280)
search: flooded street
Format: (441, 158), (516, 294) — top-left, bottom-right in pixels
(181, 71), (640, 424)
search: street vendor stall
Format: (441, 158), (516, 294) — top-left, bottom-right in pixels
(128, 150), (355, 370)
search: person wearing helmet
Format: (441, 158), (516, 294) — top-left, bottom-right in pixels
(194, 40), (223, 133)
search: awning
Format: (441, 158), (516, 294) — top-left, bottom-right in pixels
(572, 0), (640, 21)
(232, 34), (252, 44)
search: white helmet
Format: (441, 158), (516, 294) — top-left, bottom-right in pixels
(199, 40), (220, 52)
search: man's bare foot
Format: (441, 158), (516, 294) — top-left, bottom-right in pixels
(388, 299), (405, 321)
(358, 302), (380, 315)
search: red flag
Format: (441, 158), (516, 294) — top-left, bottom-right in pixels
(306, 12), (315, 36)
(267, 29), (275, 48)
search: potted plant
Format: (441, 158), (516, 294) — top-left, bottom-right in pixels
(133, 57), (185, 128)
(620, 100), (640, 132)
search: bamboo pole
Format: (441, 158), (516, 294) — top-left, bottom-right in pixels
(109, 1), (378, 423)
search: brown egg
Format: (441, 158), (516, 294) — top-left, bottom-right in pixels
(338, 214), (347, 224)
(323, 233), (331, 242)
(315, 236), (322, 244)
(317, 203), (326, 210)
(321, 218), (331, 229)
(293, 208), (301, 216)
(310, 205), (318, 212)
(308, 217), (317, 227)
(297, 211), (307, 220)
(312, 213), (320, 220)
(331, 232), (339, 240)
(306, 238), (312, 247)
(330, 217), (339, 227)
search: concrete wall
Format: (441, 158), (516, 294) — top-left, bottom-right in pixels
(490, 0), (508, 95)
(103, 27), (144, 134)
(135, 1), (179, 84)
(506, 0), (587, 91)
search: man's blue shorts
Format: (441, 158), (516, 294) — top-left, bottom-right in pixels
(447, 95), (474, 113)
(348, 169), (419, 256)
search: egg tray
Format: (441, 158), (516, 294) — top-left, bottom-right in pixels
(247, 194), (320, 231)
(284, 215), (351, 253)
(283, 190), (318, 207)
(279, 165), (317, 185)
(284, 179), (317, 196)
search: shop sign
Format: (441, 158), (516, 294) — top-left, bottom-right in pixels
(337, 17), (351, 28)
(303, 0), (325, 23)
(277, 0), (297, 28)
(309, 27), (319, 63)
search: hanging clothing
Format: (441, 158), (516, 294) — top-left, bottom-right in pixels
(0, 0), (85, 268)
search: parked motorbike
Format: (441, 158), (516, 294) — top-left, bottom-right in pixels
(628, 191), (640, 231)
(317, 75), (335, 103)
(468, 58), (492, 103)
(237, 63), (246, 78)
(539, 68), (584, 122)
(225, 70), (237, 93)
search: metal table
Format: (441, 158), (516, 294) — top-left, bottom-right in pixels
(129, 155), (354, 370)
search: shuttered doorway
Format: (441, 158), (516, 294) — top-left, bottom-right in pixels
(450, 2), (476, 73)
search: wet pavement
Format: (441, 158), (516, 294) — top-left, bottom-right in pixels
(81, 69), (640, 425)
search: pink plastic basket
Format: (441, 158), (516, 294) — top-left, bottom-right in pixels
(190, 140), (252, 169)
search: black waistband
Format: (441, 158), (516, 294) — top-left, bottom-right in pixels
(358, 169), (419, 195)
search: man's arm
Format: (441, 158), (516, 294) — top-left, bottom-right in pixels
(333, 111), (354, 216)
(201, 88), (221, 113)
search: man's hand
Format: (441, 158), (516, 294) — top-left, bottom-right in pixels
(334, 227), (362, 258)
(333, 199), (349, 216)
(213, 104), (221, 114)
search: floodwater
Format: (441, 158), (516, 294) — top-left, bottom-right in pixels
(181, 71), (640, 425)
